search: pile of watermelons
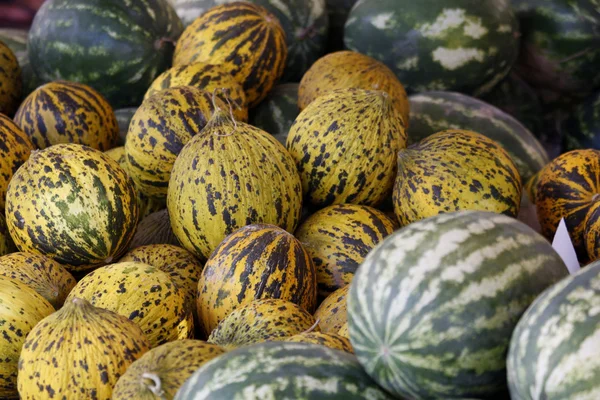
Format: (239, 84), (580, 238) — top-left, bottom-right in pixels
(0, 0), (599, 399)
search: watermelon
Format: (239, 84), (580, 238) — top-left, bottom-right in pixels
(249, 83), (299, 145)
(408, 91), (549, 181)
(348, 210), (568, 399)
(115, 107), (138, 147)
(174, 341), (394, 399)
(28, 0), (183, 109)
(507, 260), (600, 399)
(562, 90), (600, 151)
(325, 0), (358, 51)
(344, 0), (519, 95)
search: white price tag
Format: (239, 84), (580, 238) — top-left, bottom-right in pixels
(551, 218), (580, 275)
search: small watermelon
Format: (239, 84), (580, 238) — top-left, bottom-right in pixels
(249, 83), (299, 145)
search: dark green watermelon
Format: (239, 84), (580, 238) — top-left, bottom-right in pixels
(249, 83), (299, 145)
(325, 0), (358, 51)
(344, 0), (519, 95)
(115, 107), (138, 146)
(28, 0), (183, 109)
(562, 91), (600, 151)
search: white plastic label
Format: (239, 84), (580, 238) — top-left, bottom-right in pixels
(551, 218), (580, 275)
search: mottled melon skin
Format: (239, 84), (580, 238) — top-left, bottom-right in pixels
(284, 332), (353, 353)
(314, 285), (349, 335)
(0, 40), (22, 116)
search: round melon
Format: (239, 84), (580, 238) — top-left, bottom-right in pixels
(5, 144), (139, 270)
(284, 331), (353, 353)
(129, 209), (179, 249)
(0, 252), (75, 308)
(0, 113), (35, 211)
(347, 210), (569, 399)
(113, 339), (225, 400)
(508, 259), (600, 399)
(0, 278), (54, 399)
(14, 81), (118, 150)
(115, 107), (138, 146)
(18, 297), (150, 400)
(344, 0), (519, 95)
(249, 83), (299, 145)
(28, 0), (183, 108)
(0, 215), (15, 257)
(0, 40), (22, 116)
(207, 299), (317, 349)
(299, 50), (410, 126)
(295, 204), (397, 297)
(173, 2), (287, 107)
(287, 88), (407, 207)
(197, 224), (317, 336)
(144, 62), (248, 122)
(126, 86), (226, 199)
(585, 204), (600, 263)
(66, 261), (192, 347)
(0, 29), (27, 63)
(167, 105), (303, 260)
(174, 341), (394, 399)
(337, 322), (348, 338)
(394, 129), (522, 225)
(314, 285), (349, 335)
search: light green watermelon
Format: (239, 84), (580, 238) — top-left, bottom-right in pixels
(507, 260), (600, 399)
(249, 83), (299, 145)
(348, 210), (569, 399)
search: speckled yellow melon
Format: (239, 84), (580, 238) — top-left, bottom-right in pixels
(295, 204), (397, 298)
(17, 297), (150, 400)
(126, 86), (227, 199)
(129, 209), (179, 249)
(0, 277), (54, 399)
(14, 81), (118, 150)
(314, 285), (348, 334)
(197, 224), (317, 337)
(0, 252), (75, 308)
(287, 88), (407, 207)
(299, 50), (409, 126)
(173, 2), (287, 107)
(144, 62), (248, 121)
(0, 40), (22, 116)
(394, 129), (522, 226)
(338, 322), (349, 338)
(0, 213), (15, 257)
(207, 299), (317, 350)
(66, 261), (193, 347)
(0, 113), (35, 211)
(284, 332), (353, 353)
(112, 339), (225, 400)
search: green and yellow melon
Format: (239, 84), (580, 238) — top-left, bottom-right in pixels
(295, 204), (397, 298)
(585, 203), (600, 263)
(113, 339), (225, 400)
(66, 261), (192, 347)
(173, 2), (287, 107)
(0, 252), (75, 308)
(167, 103), (303, 261)
(0, 40), (21, 116)
(14, 81), (118, 150)
(0, 277), (54, 399)
(18, 297), (150, 400)
(207, 299), (318, 349)
(129, 209), (180, 249)
(337, 322), (348, 338)
(299, 50), (410, 126)
(284, 331), (353, 353)
(314, 285), (348, 334)
(197, 224), (317, 336)
(0, 214), (15, 257)
(394, 129), (522, 226)
(5, 144), (139, 270)
(287, 88), (407, 208)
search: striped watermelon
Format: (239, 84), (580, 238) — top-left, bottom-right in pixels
(249, 83), (299, 145)
(28, 0), (183, 109)
(562, 90), (600, 151)
(344, 0), (519, 95)
(408, 91), (549, 181)
(174, 341), (394, 399)
(507, 260), (600, 399)
(348, 210), (569, 399)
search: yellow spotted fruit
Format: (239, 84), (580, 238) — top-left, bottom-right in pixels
(119, 244), (203, 326)
(394, 129), (522, 226)
(207, 299), (317, 350)
(287, 88), (407, 207)
(338, 322), (349, 338)
(14, 81), (118, 150)
(284, 332), (353, 353)
(314, 285), (348, 335)
(299, 50), (410, 126)
(5, 144), (139, 270)
(525, 169), (542, 203)
(66, 261), (192, 348)
(144, 62), (248, 122)
(0, 277), (54, 398)
(129, 209), (179, 249)
(0, 214), (15, 256)
(295, 204), (397, 298)
(167, 104), (303, 261)
(0, 252), (76, 308)
(173, 2), (287, 107)
(536, 149), (600, 262)
(17, 297), (150, 400)
(585, 203), (600, 263)
(0, 41), (22, 116)
(197, 224), (317, 336)
(112, 339), (225, 400)
(126, 86), (226, 199)
(0, 113), (35, 211)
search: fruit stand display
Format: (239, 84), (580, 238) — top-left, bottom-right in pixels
(0, 0), (599, 399)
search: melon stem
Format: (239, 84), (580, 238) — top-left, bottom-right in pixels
(141, 372), (166, 399)
(303, 319), (320, 334)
